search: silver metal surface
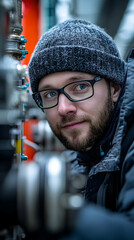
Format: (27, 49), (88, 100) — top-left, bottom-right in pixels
(17, 162), (40, 231)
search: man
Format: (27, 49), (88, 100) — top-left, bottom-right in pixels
(28, 19), (134, 239)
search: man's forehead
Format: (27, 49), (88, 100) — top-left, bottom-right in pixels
(39, 71), (96, 90)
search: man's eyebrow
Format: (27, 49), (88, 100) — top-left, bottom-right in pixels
(69, 73), (93, 81)
(39, 84), (55, 90)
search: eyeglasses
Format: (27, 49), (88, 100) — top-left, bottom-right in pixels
(33, 76), (102, 109)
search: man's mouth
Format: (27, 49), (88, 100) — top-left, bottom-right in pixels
(62, 121), (85, 130)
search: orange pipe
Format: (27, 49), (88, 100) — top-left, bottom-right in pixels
(22, 0), (41, 161)
(22, 0), (41, 65)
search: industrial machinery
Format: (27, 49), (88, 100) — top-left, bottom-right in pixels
(0, 1), (85, 239)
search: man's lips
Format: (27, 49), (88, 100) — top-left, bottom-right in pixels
(62, 121), (85, 130)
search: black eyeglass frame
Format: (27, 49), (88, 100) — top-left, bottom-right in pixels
(33, 76), (103, 109)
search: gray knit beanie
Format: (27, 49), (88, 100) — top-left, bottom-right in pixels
(28, 19), (126, 93)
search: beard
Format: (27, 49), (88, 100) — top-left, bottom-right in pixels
(48, 94), (114, 151)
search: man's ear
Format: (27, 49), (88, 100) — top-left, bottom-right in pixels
(110, 82), (121, 103)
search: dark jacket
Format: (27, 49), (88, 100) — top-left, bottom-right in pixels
(64, 49), (134, 240)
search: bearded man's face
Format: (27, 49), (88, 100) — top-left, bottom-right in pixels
(39, 72), (120, 151)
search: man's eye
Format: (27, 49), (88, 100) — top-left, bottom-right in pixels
(76, 84), (87, 91)
(47, 92), (56, 98)
(43, 91), (57, 99)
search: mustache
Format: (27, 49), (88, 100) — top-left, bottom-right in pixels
(57, 114), (91, 126)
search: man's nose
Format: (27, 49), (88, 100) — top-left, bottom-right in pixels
(57, 94), (77, 116)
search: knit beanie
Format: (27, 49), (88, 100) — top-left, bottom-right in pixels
(28, 19), (126, 93)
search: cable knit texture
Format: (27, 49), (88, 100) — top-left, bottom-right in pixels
(28, 19), (126, 93)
